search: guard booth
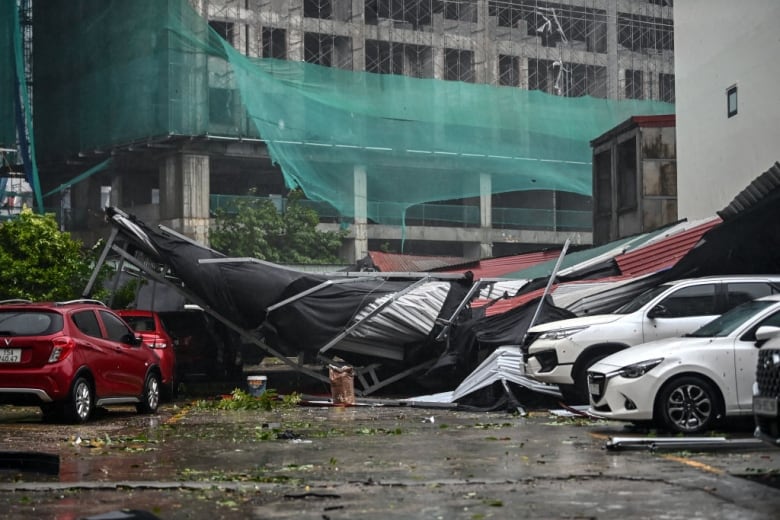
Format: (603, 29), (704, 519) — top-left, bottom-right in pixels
(591, 114), (677, 246)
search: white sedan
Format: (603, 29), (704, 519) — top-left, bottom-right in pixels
(587, 294), (780, 434)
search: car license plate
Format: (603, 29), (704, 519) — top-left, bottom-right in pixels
(753, 396), (779, 417)
(0, 348), (21, 363)
(589, 383), (600, 395)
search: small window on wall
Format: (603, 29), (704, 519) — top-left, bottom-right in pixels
(727, 84), (738, 117)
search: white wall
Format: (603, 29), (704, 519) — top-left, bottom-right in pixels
(674, 0), (780, 220)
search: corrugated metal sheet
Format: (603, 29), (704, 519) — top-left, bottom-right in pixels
(473, 219), (723, 317)
(718, 162), (780, 220)
(501, 236), (641, 280)
(350, 281), (451, 342)
(368, 249), (564, 280)
(474, 276), (632, 317)
(444, 250), (563, 279)
(474, 287), (547, 316)
(367, 251), (468, 272)
(614, 217), (722, 276)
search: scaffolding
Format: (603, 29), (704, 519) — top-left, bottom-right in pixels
(207, 0), (674, 102)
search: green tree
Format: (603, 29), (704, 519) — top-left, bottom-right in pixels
(210, 189), (346, 264)
(0, 209), (108, 301)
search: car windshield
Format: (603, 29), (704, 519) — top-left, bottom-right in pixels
(0, 310), (64, 336)
(613, 284), (672, 314)
(687, 299), (777, 338)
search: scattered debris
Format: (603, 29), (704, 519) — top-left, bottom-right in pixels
(605, 436), (765, 451)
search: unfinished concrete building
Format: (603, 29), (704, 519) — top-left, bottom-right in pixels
(210, 0), (674, 99)
(18, 0), (675, 262)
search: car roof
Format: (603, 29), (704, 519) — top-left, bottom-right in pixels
(0, 299), (109, 311)
(116, 309), (157, 316)
(666, 275), (780, 284)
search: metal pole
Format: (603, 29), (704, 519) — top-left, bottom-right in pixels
(524, 237), (571, 341)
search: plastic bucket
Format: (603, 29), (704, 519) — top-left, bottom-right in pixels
(246, 375), (267, 397)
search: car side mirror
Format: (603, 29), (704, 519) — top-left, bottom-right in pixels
(754, 325), (780, 346)
(647, 304), (669, 319)
(122, 333), (141, 346)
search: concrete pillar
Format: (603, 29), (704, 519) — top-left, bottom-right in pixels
(432, 14), (445, 80)
(287, 0), (304, 62)
(190, 0), (208, 18)
(159, 153), (211, 245)
(478, 172), (492, 258)
(110, 174), (123, 209)
(606, 1), (618, 99)
(351, 165), (368, 262)
(71, 180), (92, 230)
(246, 23), (260, 58)
(173, 0), (208, 134)
(479, 173), (492, 228)
(645, 67), (657, 100)
(474, 0), (497, 85)
(332, 0), (350, 21)
(349, 0), (365, 71)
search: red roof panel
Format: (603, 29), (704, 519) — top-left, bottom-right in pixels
(366, 249), (563, 279)
(444, 249), (563, 279)
(367, 251), (468, 273)
(615, 217), (721, 277)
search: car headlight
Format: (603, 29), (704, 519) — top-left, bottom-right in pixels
(538, 326), (588, 340)
(608, 358), (664, 379)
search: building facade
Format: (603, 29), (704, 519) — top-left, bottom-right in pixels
(674, 0), (780, 220)
(28, 0), (675, 262)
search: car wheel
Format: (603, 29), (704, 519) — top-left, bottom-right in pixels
(656, 375), (720, 434)
(136, 372), (160, 414)
(63, 377), (93, 424)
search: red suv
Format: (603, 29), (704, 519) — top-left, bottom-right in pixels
(116, 309), (177, 399)
(0, 299), (165, 423)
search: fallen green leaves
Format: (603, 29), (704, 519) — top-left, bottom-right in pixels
(192, 389), (301, 412)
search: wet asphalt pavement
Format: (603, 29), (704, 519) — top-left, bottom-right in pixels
(1, 382), (779, 519)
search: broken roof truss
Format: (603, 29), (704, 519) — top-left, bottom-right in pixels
(85, 207), (497, 396)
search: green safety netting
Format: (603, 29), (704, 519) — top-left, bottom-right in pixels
(32, 0), (674, 226)
(0, 0), (16, 149)
(2, 0), (42, 212)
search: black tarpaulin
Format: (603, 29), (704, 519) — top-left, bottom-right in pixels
(422, 296), (576, 387)
(104, 207), (472, 369)
(667, 163), (780, 279)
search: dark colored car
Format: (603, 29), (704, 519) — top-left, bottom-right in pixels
(156, 309), (243, 383)
(116, 309), (177, 399)
(0, 299), (164, 423)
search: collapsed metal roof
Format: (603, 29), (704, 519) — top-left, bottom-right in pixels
(87, 162), (780, 404)
(718, 161), (780, 220)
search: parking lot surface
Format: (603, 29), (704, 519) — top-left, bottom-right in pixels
(1, 391), (779, 519)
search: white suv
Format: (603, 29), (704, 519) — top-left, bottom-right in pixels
(523, 275), (780, 404)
